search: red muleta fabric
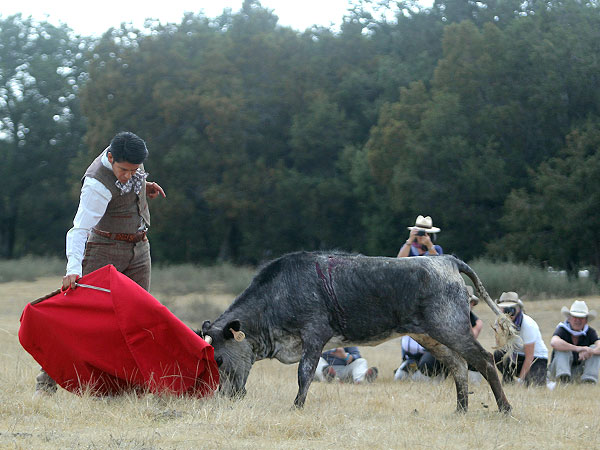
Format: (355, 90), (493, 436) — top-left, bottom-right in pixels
(19, 264), (219, 397)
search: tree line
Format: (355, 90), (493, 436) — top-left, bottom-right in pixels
(1, 0), (600, 277)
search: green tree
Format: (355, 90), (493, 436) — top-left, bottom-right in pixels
(494, 117), (600, 277)
(0, 15), (88, 258)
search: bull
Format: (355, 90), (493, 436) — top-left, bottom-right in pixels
(200, 251), (517, 413)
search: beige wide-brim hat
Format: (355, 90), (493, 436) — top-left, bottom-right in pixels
(407, 215), (441, 233)
(496, 291), (524, 308)
(561, 300), (597, 321)
(466, 285), (479, 305)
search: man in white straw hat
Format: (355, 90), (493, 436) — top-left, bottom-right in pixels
(397, 215), (443, 257)
(395, 215), (444, 379)
(492, 292), (548, 386)
(548, 300), (600, 384)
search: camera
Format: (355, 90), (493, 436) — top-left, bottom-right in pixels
(417, 230), (426, 236)
(503, 306), (517, 317)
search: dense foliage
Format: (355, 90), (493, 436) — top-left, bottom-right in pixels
(1, 0), (600, 277)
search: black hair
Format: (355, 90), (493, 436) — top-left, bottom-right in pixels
(108, 131), (148, 164)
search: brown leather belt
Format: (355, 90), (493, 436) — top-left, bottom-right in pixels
(92, 228), (147, 243)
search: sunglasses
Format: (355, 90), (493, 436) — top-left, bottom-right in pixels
(503, 306), (517, 317)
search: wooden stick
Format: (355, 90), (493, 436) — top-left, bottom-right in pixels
(30, 288), (63, 305)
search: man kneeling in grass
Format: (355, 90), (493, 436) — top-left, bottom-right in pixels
(314, 347), (378, 384)
(548, 300), (600, 384)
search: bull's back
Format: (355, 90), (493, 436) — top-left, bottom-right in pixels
(320, 254), (463, 342)
(221, 252), (465, 345)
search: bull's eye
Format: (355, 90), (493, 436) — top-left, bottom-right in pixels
(216, 356), (223, 367)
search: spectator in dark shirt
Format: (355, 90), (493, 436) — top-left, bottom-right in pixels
(467, 285), (483, 338)
(466, 285), (484, 384)
(393, 335), (447, 381)
(548, 300), (600, 384)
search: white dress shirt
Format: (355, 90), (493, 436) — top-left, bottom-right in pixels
(65, 151), (113, 277)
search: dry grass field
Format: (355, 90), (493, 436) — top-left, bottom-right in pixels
(1, 277), (600, 449)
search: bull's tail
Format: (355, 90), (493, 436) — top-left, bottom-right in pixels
(452, 257), (520, 352)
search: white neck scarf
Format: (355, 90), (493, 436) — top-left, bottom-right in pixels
(557, 320), (588, 337)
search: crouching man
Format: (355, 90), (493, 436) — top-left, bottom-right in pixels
(548, 300), (600, 384)
(493, 292), (548, 386)
(314, 347), (378, 384)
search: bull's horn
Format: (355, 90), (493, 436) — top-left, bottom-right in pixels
(230, 328), (246, 342)
(204, 335), (213, 345)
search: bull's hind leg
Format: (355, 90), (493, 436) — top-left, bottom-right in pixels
(455, 338), (511, 413)
(412, 335), (469, 413)
(427, 331), (512, 413)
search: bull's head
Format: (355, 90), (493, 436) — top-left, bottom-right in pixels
(200, 319), (253, 399)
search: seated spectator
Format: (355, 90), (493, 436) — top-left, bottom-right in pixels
(397, 215), (443, 257)
(393, 335), (446, 381)
(548, 300), (600, 384)
(314, 347), (378, 384)
(467, 286), (483, 339)
(467, 285), (484, 383)
(395, 287), (482, 383)
(493, 292), (548, 386)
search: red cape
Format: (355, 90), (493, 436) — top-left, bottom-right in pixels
(19, 264), (219, 397)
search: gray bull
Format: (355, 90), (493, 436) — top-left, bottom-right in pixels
(200, 252), (516, 413)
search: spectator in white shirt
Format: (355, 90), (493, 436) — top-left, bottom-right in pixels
(493, 292), (548, 386)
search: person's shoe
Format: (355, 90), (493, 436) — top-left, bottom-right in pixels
(34, 370), (57, 398)
(557, 374), (571, 384)
(323, 366), (336, 383)
(580, 377), (597, 384)
(33, 381), (57, 399)
(365, 367), (378, 383)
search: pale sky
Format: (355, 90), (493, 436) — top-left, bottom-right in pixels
(0, 0), (396, 36)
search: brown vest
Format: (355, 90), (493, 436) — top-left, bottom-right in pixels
(83, 152), (151, 234)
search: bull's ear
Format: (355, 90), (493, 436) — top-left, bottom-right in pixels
(228, 320), (241, 332)
(223, 320), (245, 341)
(201, 320), (211, 334)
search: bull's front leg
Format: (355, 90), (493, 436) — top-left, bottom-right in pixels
(293, 342), (323, 408)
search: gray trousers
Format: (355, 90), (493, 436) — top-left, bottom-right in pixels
(36, 235), (151, 393)
(548, 346), (600, 383)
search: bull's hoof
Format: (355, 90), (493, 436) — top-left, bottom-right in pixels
(293, 397), (306, 409)
(499, 403), (512, 414)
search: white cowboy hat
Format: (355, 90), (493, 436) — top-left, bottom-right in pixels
(407, 215), (440, 233)
(561, 300), (597, 321)
(466, 285), (479, 305)
(496, 291), (524, 309)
